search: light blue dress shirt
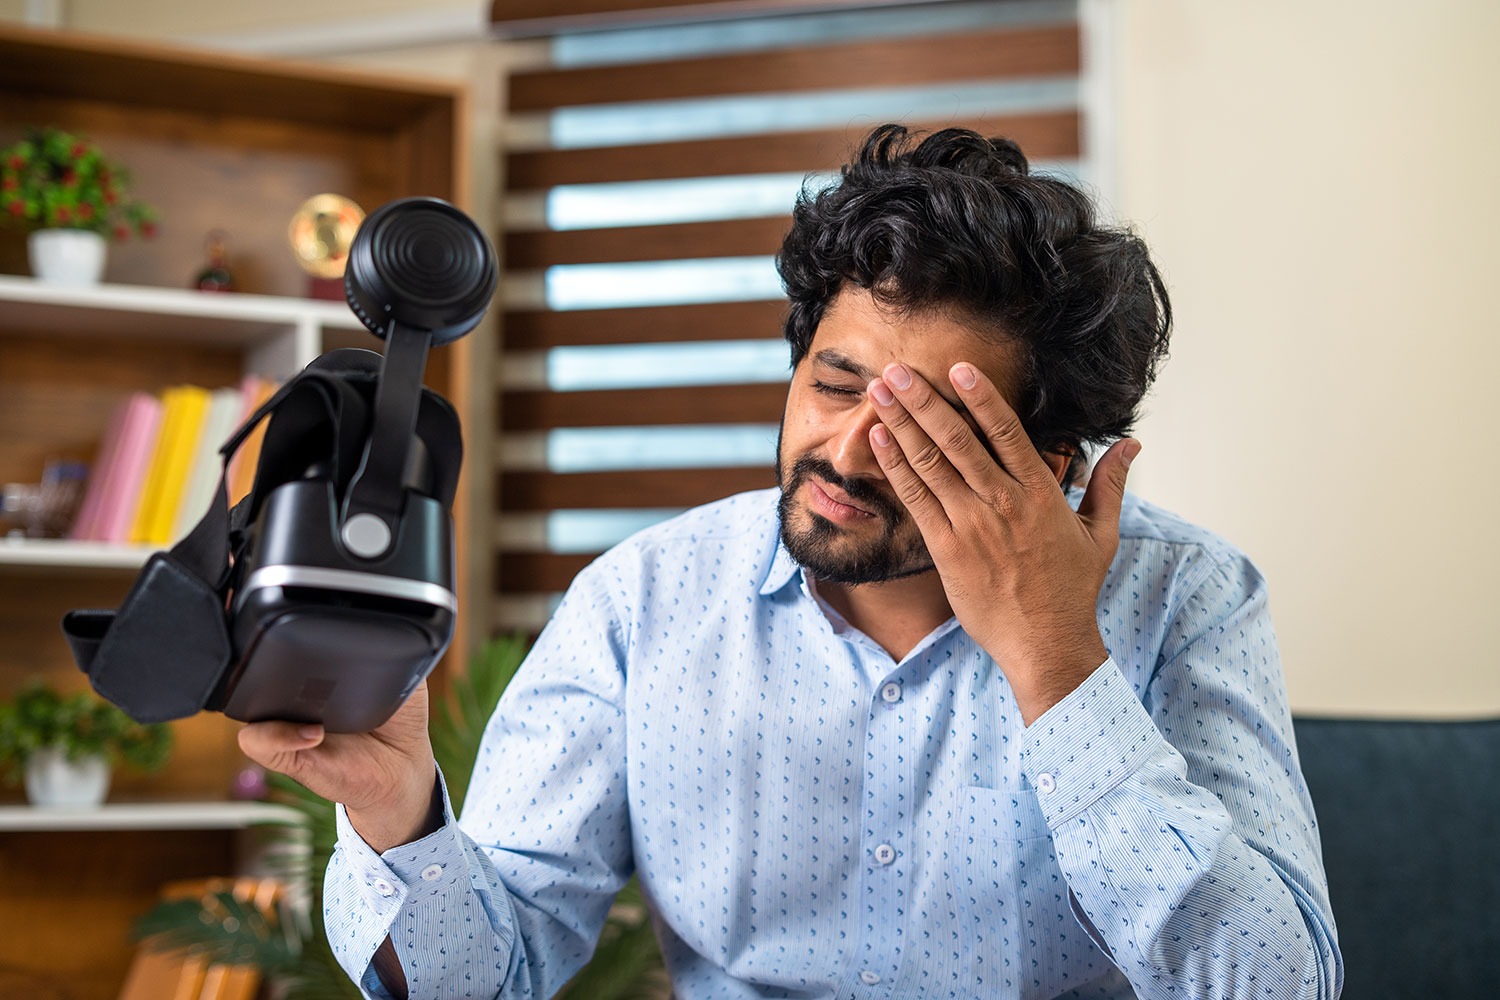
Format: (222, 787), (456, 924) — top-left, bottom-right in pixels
(325, 487), (1342, 999)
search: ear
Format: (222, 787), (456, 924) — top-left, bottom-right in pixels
(1041, 447), (1074, 486)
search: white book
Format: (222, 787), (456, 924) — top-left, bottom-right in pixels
(169, 386), (243, 544)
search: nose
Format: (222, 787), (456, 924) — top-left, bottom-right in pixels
(827, 398), (886, 483)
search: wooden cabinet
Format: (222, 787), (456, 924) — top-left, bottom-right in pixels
(0, 23), (475, 996)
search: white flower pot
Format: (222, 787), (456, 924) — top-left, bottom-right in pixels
(23, 745), (111, 807)
(27, 228), (108, 286)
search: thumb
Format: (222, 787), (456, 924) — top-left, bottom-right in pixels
(1077, 438), (1140, 543)
(237, 720), (324, 779)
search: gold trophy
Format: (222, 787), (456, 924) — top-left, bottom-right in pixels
(288, 193), (365, 299)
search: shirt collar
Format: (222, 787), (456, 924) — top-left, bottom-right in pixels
(758, 532), (802, 596)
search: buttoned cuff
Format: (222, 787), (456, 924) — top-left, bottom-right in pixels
(1019, 656), (1166, 826)
(333, 762), (467, 914)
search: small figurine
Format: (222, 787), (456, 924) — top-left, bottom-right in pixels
(194, 229), (235, 292)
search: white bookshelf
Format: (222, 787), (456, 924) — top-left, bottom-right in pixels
(0, 536), (157, 569)
(0, 274), (372, 382)
(0, 800), (302, 832)
(0, 274), (376, 570)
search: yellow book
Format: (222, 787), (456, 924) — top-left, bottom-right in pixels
(143, 385), (210, 546)
(129, 387), (186, 545)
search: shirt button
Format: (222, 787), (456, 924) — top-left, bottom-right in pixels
(420, 863), (443, 881)
(873, 843), (896, 865)
(860, 971), (881, 985)
(371, 877), (395, 897)
(1036, 772), (1057, 794)
(880, 682), (901, 703)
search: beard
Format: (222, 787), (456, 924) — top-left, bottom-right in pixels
(776, 435), (934, 585)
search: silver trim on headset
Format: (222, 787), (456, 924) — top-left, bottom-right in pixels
(237, 565), (457, 613)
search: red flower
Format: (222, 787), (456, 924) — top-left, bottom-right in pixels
(55, 205), (71, 223)
(7, 155), (24, 171)
(7, 199), (24, 217)
(103, 188), (117, 205)
(77, 202), (94, 220)
(71, 142), (88, 158)
(140, 221), (157, 238)
(61, 169), (77, 187)
(1, 177), (15, 192)
(113, 224), (130, 241)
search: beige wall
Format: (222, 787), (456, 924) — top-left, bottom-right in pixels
(1114, 0), (1500, 716)
(18, 0), (1498, 716)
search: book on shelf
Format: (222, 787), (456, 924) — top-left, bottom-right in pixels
(228, 374), (276, 506)
(94, 394), (164, 545)
(170, 387), (243, 542)
(67, 375), (279, 548)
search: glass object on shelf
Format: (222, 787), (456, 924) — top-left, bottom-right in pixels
(193, 228), (235, 292)
(0, 459), (88, 538)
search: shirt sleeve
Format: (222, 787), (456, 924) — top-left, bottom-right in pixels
(322, 559), (636, 999)
(1019, 552), (1344, 1000)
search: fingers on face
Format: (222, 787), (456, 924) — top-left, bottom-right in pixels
(868, 363), (1001, 493)
(868, 416), (949, 528)
(946, 362), (1055, 490)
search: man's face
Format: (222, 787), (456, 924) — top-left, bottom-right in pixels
(776, 288), (1026, 585)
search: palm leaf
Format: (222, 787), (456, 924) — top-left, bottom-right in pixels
(133, 891), (300, 969)
(430, 633), (529, 813)
(555, 913), (664, 1000)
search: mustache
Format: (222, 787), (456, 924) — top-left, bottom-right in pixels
(783, 455), (905, 522)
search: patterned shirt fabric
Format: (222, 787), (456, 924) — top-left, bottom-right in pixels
(325, 486), (1342, 999)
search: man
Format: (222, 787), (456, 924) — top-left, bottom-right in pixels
(241, 125), (1343, 999)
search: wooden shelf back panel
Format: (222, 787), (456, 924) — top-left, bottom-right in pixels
(505, 215), (792, 268)
(508, 25), (1080, 110)
(0, 22), (460, 130)
(0, 27), (461, 296)
(0, 98), (430, 296)
(504, 300), (788, 348)
(502, 381), (786, 430)
(499, 465), (777, 510)
(505, 112), (1082, 189)
(0, 335), (243, 482)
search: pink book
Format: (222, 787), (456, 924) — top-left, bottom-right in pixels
(98, 393), (165, 545)
(69, 395), (134, 540)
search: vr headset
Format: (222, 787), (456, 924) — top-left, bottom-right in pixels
(61, 197), (497, 733)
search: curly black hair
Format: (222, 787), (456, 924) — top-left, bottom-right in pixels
(775, 124), (1172, 488)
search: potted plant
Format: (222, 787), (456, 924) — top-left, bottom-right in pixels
(0, 681), (173, 806)
(0, 126), (159, 285)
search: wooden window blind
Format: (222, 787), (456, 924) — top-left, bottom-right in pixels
(494, 0), (1089, 632)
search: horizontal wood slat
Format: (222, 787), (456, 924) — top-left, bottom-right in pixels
(509, 25), (1080, 110)
(503, 381), (787, 429)
(504, 300), (788, 348)
(498, 551), (594, 592)
(505, 215), (791, 268)
(492, 0), (872, 33)
(499, 465), (777, 510)
(506, 112), (1081, 189)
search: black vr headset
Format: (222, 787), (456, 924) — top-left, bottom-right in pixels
(61, 197), (497, 733)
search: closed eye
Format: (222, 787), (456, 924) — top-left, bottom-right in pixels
(812, 380), (860, 398)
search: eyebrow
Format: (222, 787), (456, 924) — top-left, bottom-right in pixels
(812, 349), (972, 417)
